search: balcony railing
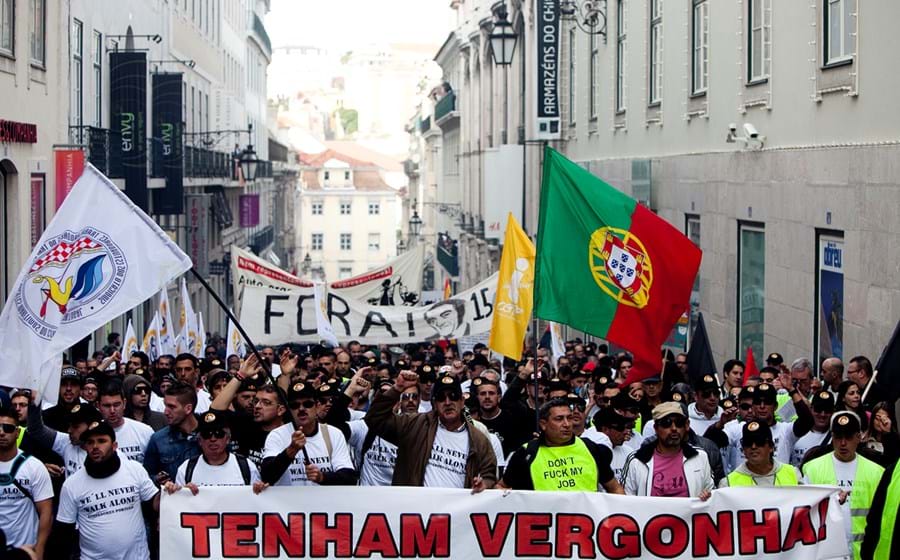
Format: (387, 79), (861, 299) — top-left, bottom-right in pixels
(433, 91), (456, 123)
(252, 13), (272, 57)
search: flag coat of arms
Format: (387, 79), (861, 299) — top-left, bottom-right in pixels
(177, 278), (199, 356)
(123, 319), (140, 362)
(489, 213), (535, 360)
(534, 147), (701, 382)
(142, 311), (162, 362)
(225, 318), (246, 359)
(158, 288), (176, 356)
(0, 165), (192, 401)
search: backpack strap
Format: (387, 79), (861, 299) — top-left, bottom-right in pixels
(184, 456), (200, 484)
(235, 455), (252, 485)
(7, 454), (33, 502)
(319, 423), (333, 462)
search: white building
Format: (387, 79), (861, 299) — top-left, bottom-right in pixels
(296, 144), (402, 281)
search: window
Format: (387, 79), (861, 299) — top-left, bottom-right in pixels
(340, 201), (351, 215)
(825, 0), (854, 64)
(30, 0), (45, 66)
(0, 0), (13, 56)
(748, 0), (771, 82)
(649, 0), (663, 105)
(311, 201), (323, 215)
(339, 264), (353, 279)
(589, 31), (599, 118)
(344, 171), (350, 181)
(568, 28), (576, 124)
(324, 170), (330, 181)
(738, 224), (765, 361)
(691, 0), (709, 94)
(71, 19), (83, 128)
(368, 201), (380, 215)
(29, 174), (44, 247)
(311, 233), (323, 251)
(340, 233), (352, 251)
(368, 233), (380, 252)
(92, 31), (102, 126)
(615, 0), (627, 112)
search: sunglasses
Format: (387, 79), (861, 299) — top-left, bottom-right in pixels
(656, 416), (687, 429)
(752, 399), (776, 406)
(289, 399), (318, 410)
(740, 403), (753, 411)
(435, 391), (462, 402)
(699, 390), (718, 399)
(741, 439), (769, 448)
(569, 402), (586, 411)
(133, 387), (151, 395)
(400, 393), (420, 401)
(201, 429), (227, 440)
(0, 423), (18, 434)
(610, 422), (635, 432)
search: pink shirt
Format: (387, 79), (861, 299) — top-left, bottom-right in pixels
(650, 449), (689, 497)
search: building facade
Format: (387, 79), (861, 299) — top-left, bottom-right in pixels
(559, 0), (898, 367)
(296, 145), (402, 282)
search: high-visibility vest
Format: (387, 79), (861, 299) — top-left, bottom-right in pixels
(802, 453), (884, 560)
(530, 438), (599, 492)
(16, 426), (25, 448)
(727, 462), (799, 487)
(873, 464), (900, 560)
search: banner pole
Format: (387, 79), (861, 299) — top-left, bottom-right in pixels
(187, 267), (272, 380)
(533, 315), (540, 429)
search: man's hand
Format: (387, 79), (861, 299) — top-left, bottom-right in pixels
(471, 475), (486, 494)
(394, 370), (419, 392)
(288, 430), (307, 453)
(345, 368), (372, 396)
(279, 352), (299, 378)
(698, 489), (712, 502)
(154, 471), (171, 486)
(44, 463), (64, 478)
(838, 490), (850, 505)
(778, 368), (792, 391)
(184, 482), (200, 496)
(518, 358), (535, 380)
(252, 481), (270, 494)
(305, 464), (324, 484)
(163, 481), (181, 495)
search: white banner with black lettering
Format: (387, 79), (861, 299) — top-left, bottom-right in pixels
(241, 274), (498, 345)
(161, 486), (848, 559)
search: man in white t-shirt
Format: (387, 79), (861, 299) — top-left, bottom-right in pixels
(26, 401), (104, 477)
(164, 410), (264, 493)
(261, 381), (357, 486)
(350, 380), (418, 486)
(791, 390), (834, 467)
(0, 407), (53, 557)
(54, 420), (159, 560)
(584, 407), (636, 485)
(174, 353), (211, 413)
(97, 381), (154, 463)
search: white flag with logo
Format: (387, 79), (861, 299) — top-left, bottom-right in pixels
(195, 312), (206, 356)
(142, 311), (162, 362)
(158, 288), (176, 356)
(225, 318), (246, 359)
(177, 278), (199, 356)
(0, 165), (192, 403)
(550, 321), (566, 369)
(313, 282), (339, 347)
(123, 319), (140, 362)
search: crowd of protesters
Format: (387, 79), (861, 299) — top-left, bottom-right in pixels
(0, 333), (899, 559)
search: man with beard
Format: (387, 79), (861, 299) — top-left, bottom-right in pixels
(335, 350), (355, 380)
(497, 399), (623, 493)
(26, 400), (103, 477)
(260, 382), (356, 486)
(97, 381), (154, 463)
(53, 421), (159, 560)
(791, 390), (834, 466)
(472, 378), (521, 457)
(689, 375), (724, 436)
(366, 373), (496, 491)
(43, 366), (83, 431)
(0, 407), (53, 557)
(622, 402), (714, 498)
(720, 421), (801, 487)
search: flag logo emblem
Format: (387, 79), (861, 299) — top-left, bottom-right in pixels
(589, 227), (653, 309)
(17, 228), (128, 339)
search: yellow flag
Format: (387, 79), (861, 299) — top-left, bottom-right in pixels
(489, 213), (536, 360)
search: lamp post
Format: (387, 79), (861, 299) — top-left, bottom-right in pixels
(301, 252), (312, 276)
(408, 209), (423, 246)
(489, 5), (517, 144)
(238, 124), (260, 182)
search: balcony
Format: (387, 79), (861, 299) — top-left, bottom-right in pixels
(185, 145), (233, 179)
(434, 91), (458, 127)
(249, 225), (275, 253)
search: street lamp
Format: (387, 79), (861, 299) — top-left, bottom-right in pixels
(301, 253), (312, 276)
(490, 6), (517, 145)
(408, 209), (423, 243)
(238, 123), (259, 182)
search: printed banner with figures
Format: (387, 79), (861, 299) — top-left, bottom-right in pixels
(161, 486), (848, 560)
(241, 274), (498, 345)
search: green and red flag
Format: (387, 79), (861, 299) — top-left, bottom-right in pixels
(534, 147), (701, 384)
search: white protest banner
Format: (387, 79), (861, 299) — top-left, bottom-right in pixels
(232, 245), (426, 312)
(161, 486), (847, 560)
(0, 164), (192, 402)
(241, 274), (498, 345)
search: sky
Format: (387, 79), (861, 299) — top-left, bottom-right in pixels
(265, 0), (456, 51)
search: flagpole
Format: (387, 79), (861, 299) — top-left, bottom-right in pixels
(187, 267), (272, 379)
(860, 369), (878, 403)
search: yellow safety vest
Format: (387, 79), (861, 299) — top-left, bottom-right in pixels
(16, 426), (25, 448)
(530, 438), (599, 492)
(872, 464), (900, 560)
(802, 453), (883, 560)
(727, 463), (799, 487)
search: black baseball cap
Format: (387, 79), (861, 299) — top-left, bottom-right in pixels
(694, 374), (719, 393)
(198, 410), (229, 436)
(61, 366), (82, 385)
(831, 411), (862, 437)
(753, 383), (777, 404)
(766, 353), (784, 366)
(432, 375), (462, 400)
(69, 403), (102, 426)
(287, 381), (316, 401)
(741, 421), (773, 447)
(82, 420), (116, 442)
(811, 390), (835, 412)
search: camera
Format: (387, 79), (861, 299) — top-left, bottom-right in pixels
(743, 123), (759, 139)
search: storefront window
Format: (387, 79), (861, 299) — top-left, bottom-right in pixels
(738, 225), (765, 360)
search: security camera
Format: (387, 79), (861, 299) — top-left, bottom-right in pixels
(728, 123), (737, 134)
(744, 123), (759, 139)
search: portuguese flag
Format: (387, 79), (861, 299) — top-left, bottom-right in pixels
(534, 147), (701, 383)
